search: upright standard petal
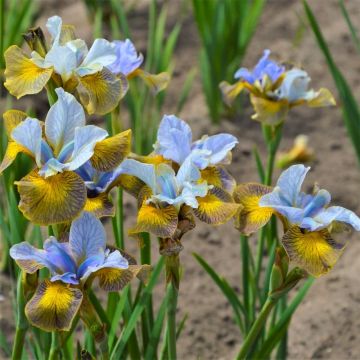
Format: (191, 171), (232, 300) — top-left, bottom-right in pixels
(45, 88), (85, 154)
(77, 68), (127, 115)
(69, 212), (106, 264)
(25, 280), (83, 331)
(4, 46), (53, 98)
(282, 226), (344, 277)
(90, 129), (131, 171)
(155, 115), (192, 164)
(274, 164), (310, 207)
(16, 170), (86, 225)
(46, 15), (62, 45)
(65, 125), (108, 171)
(108, 39), (144, 76)
(11, 118), (42, 167)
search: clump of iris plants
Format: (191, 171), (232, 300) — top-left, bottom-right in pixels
(1, 12), (360, 360)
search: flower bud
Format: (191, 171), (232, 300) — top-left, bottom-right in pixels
(23, 27), (47, 57)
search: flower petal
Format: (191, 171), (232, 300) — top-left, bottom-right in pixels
(155, 114), (192, 164)
(25, 280), (83, 331)
(11, 118), (42, 166)
(95, 264), (151, 291)
(194, 186), (241, 225)
(3, 109), (27, 137)
(233, 183), (274, 235)
(281, 226), (344, 277)
(201, 166), (236, 193)
(84, 193), (115, 218)
(44, 44), (78, 82)
(77, 68), (128, 115)
(250, 94), (289, 125)
(119, 159), (156, 193)
(312, 206), (360, 231)
(265, 164), (310, 207)
(0, 142), (28, 173)
(78, 39), (116, 75)
(307, 88), (336, 107)
(108, 39), (144, 76)
(132, 69), (169, 94)
(194, 133), (238, 165)
(16, 170), (86, 225)
(90, 129), (131, 171)
(10, 242), (49, 273)
(130, 202), (178, 238)
(219, 81), (245, 106)
(69, 212), (106, 264)
(65, 125), (108, 171)
(4, 45), (53, 98)
(45, 88), (85, 154)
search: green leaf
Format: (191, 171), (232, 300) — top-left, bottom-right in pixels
(304, 0), (360, 165)
(110, 257), (165, 359)
(144, 290), (168, 360)
(193, 253), (245, 333)
(176, 68), (197, 115)
(339, 0), (360, 54)
(254, 277), (314, 358)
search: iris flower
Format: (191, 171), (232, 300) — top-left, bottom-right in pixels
(153, 115), (238, 193)
(220, 49), (336, 125)
(10, 212), (150, 332)
(0, 89), (131, 225)
(107, 39), (169, 94)
(233, 164), (360, 276)
(4, 15), (128, 114)
(119, 155), (240, 241)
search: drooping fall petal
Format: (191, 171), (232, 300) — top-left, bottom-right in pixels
(4, 45), (53, 98)
(194, 186), (241, 225)
(233, 183), (274, 235)
(25, 280), (83, 332)
(281, 226), (345, 277)
(16, 170), (86, 225)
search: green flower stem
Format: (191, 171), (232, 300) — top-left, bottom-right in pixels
(45, 79), (58, 106)
(167, 281), (178, 360)
(141, 232), (153, 349)
(49, 332), (60, 360)
(240, 235), (252, 331)
(237, 298), (277, 360)
(12, 274), (29, 360)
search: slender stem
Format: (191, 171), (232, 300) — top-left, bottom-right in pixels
(240, 235), (251, 330)
(49, 332), (60, 360)
(237, 298), (276, 360)
(166, 281), (178, 360)
(12, 274), (28, 360)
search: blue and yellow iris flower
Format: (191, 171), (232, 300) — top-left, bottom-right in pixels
(108, 38), (169, 93)
(0, 89), (131, 225)
(9, 212), (150, 332)
(153, 114), (238, 193)
(4, 15), (128, 114)
(220, 49), (336, 125)
(119, 154), (240, 240)
(234, 164), (360, 276)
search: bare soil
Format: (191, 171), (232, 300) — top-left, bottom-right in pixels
(2, 0), (360, 359)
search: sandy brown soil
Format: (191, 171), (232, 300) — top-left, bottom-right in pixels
(2, 0), (360, 359)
